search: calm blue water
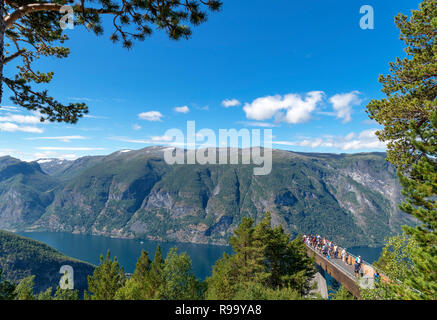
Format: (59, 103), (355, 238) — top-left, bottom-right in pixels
(348, 246), (383, 264)
(17, 231), (233, 280)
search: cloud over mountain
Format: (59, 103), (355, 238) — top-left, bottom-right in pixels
(243, 91), (324, 124)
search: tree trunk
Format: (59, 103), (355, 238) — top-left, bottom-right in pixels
(0, 0), (5, 104)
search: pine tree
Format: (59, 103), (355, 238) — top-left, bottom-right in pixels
(254, 213), (316, 295)
(284, 236), (317, 296)
(229, 217), (267, 283)
(157, 247), (203, 300)
(0, 0), (222, 123)
(133, 250), (151, 282)
(365, 0), (436, 300)
(13, 275), (36, 300)
(397, 111), (437, 299)
(360, 234), (418, 300)
(53, 287), (80, 300)
(0, 1), (222, 119)
(330, 286), (355, 300)
(37, 287), (53, 300)
(232, 281), (302, 300)
(205, 253), (237, 300)
(86, 250), (126, 300)
(206, 213), (316, 299)
(115, 249), (154, 300)
(366, 0), (436, 171)
(147, 245), (165, 298)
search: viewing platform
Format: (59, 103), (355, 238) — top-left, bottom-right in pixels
(304, 241), (387, 299)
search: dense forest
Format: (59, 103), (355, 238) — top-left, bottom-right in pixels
(0, 230), (94, 294)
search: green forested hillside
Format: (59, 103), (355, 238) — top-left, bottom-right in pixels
(0, 230), (94, 294)
(0, 157), (59, 230)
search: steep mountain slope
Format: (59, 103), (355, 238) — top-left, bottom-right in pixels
(17, 147), (414, 248)
(0, 230), (94, 294)
(37, 156), (105, 180)
(0, 157), (58, 230)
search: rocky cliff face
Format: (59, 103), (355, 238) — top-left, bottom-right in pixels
(0, 157), (57, 230)
(0, 148), (416, 247)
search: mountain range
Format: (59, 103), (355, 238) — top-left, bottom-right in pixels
(0, 147), (415, 247)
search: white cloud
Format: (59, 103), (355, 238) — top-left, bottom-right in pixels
(0, 106), (20, 113)
(0, 113), (41, 124)
(329, 91), (361, 123)
(0, 111), (45, 133)
(237, 121), (279, 128)
(362, 119), (379, 125)
(273, 129), (386, 151)
(0, 148), (19, 157)
(243, 91), (324, 124)
(83, 114), (108, 119)
(344, 132), (355, 141)
(35, 147), (105, 151)
(110, 137), (150, 144)
(222, 99), (241, 108)
(0, 149), (81, 162)
(68, 97), (94, 102)
(33, 152), (80, 161)
(174, 106), (190, 114)
(138, 111), (163, 122)
(110, 135), (174, 144)
(132, 124), (142, 131)
(25, 136), (87, 142)
(150, 135), (174, 142)
(110, 135), (197, 147)
(0, 122), (43, 133)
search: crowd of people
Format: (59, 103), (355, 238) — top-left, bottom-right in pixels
(302, 234), (364, 277)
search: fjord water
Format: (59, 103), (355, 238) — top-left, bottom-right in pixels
(348, 246), (383, 264)
(18, 231), (233, 280)
(17, 232), (382, 280)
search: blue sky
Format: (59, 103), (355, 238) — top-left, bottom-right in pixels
(0, 0), (422, 161)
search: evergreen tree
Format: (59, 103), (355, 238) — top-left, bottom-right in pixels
(284, 236), (317, 296)
(115, 249), (154, 300)
(207, 213), (316, 300)
(255, 213), (316, 295)
(36, 286), (79, 300)
(330, 286), (354, 300)
(133, 250), (152, 281)
(229, 217), (268, 284)
(158, 247), (203, 300)
(397, 111), (437, 299)
(37, 287), (53, 300)
(366, 0), (436, 299)
(0, 268), (16, 300)
(53, 287), (80, 300)
(232, 281), (302, 300)
(361, 234), (419, 300)
(147, 245), (165, 298)
(366, 0), (436, 171)
(205, 253), (237, 300)
(86, 250), (126, 300)
(115, 245), (196, 300)
(13, 275), (35, 300)
(254, 213), (315, 294)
